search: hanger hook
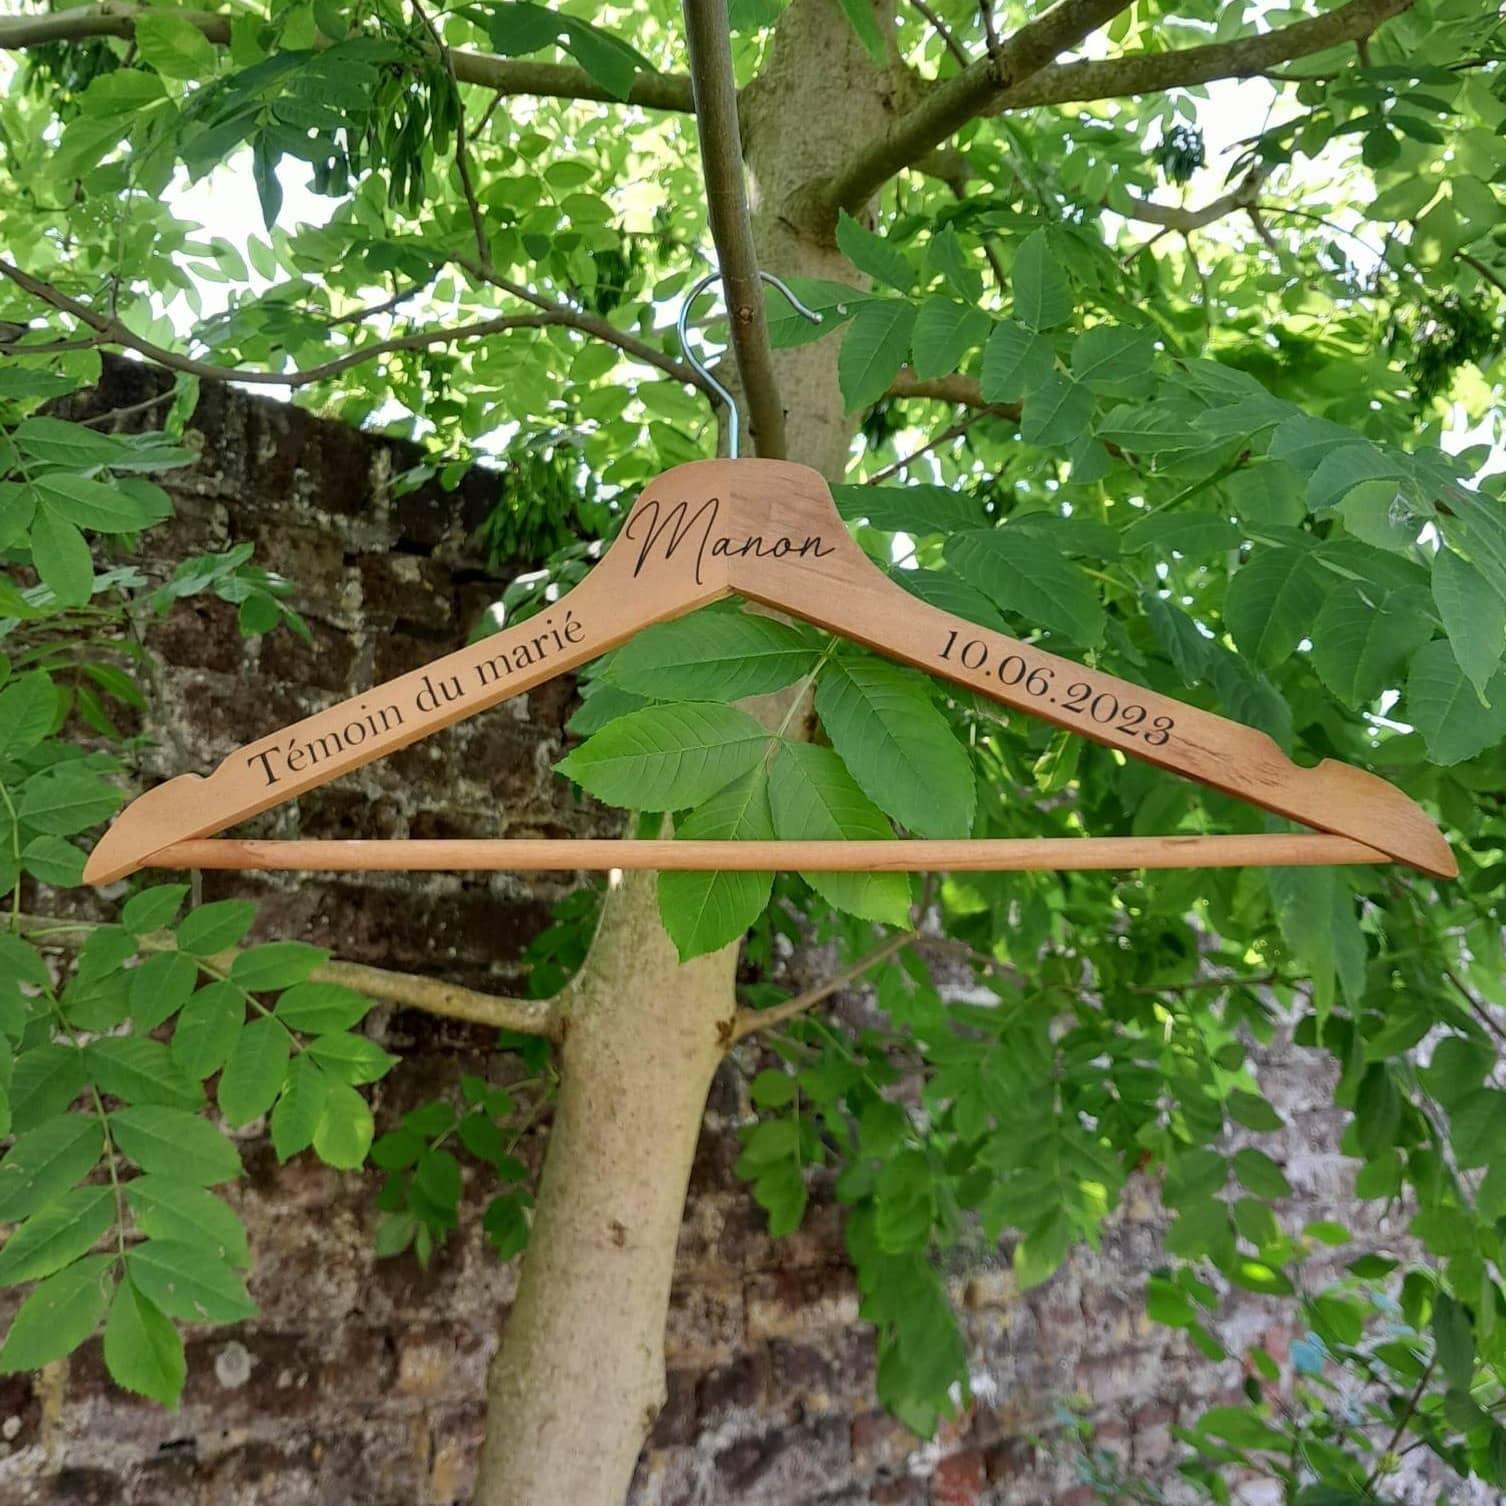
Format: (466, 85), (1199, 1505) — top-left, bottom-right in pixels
(675, 269), (821, 459)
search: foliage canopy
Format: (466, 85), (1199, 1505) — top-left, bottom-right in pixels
(1, 0), (1505, 1499)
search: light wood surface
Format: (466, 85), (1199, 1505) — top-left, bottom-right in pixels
(149, 835), (1389, 871)
(85, 458), (1456, 884)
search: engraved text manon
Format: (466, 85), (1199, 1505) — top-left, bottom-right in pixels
(624, 495), (835, 583)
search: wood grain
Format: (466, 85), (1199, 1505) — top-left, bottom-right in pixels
(150, 835), (1389, 872)
(85, 457), (1455, 884)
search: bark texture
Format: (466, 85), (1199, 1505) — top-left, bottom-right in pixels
(473, 873), (739, 1506)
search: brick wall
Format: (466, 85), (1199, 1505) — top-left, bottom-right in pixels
(0, 363), (1464, 1506)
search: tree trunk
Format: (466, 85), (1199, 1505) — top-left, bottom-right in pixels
(472, 870), (739, 1506)
(472, 4), (900, 1501)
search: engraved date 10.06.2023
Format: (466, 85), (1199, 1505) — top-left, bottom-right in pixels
(938, 629), (1174, 747)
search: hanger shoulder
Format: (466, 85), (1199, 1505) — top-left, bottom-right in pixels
(728, 493), (1454, 880)
(85, 514), (731, 885)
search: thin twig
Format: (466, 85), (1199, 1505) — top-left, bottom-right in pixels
(1363, 1357), (1435, 1492)
(911, 0), (970, 67)
(14, 911), (559, 1038)
(864, 408), (992, 483)
(733, 930), (915, 1040)
(80, 389), (176, 428)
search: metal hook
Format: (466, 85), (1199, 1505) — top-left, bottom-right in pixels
(675, 269), (822, 460)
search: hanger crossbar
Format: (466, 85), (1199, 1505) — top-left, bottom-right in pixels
(140, 834), (1389, 873)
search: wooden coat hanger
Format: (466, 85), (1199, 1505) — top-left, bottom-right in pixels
(85, 275), (1455, 887)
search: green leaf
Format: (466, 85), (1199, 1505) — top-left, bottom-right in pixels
(658, 765), (777, 962)
(273, 982), (371, 1035)
(109, 1105), (241, 1185)
(10, 417), (131, 470)
(303, 1030), (393, 1086)
(764, 278), (866, 347)
(104, 1276), (185, 1407)
(1011, 229), (1071, 330)
(312, 1080), (374, 1170)
(135, 11), (219, 77)
(1432, 549), (1505, 699)
(126, 1238), (255, 1322)
(485, 1), (564, 55)
(1021, 373), (1094, 448)
(608, 611), (822, 701)
(768, 743), (911, 927)
(250, 134), (282, 231)
(1451, 1087), (1506, 1169)
(17, 766), (121, 835)
(176, 899), (256, 955)
(0, 1113), (102, 1222)
(831, 484), (981, 534)
(1310, 583), (1434, 706)
(835, 211), (913, 293)
(835, 0), (887, 61)
(813, 657), (974, 837)
(1306, 444), (1405, 513)
(1224, 547), (1327, 667)
(8, 1047), (87, 1135)
(980, 319), (1054, 403)
(0, 1186), (114, 1285)
(269, 1056), (331, 1162)
(1122, 512), (1240, 558)
(556, 701), (770, 810)
(1232, 1147), (1292, 1199)
(229, 941), (328, 992)
(0, 1254), (115, 1372)
(1433, 1291), (1475, 1390)
(121, 885), (189, 935)
(33, 474), (169, 533)
(910, 297), (988, 381)
(129, 952), (199, 1031)
(560, 17), (648, 100)
(1097, 401), (1204, 454)
(1405, 638), (1506, 765)
(171, 982), (244, 1080)
(1267, 413), (1359, 475)
(926, 226), (981, 302)
(86, 1036), (202, 1109)
(0, 672), (59, 760)
(946, 528), (1106, 646)
(838, 299), (916, 410)
(22, 836), (85, 887)
(124, 1176), (249, 1268)
(218, 1018), (290, 1126)
(894, 567), (1009, 632)
(1070, 325), (1155, 396)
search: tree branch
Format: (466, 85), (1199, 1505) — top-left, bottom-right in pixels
(992, 0), (1416, 113)
(681, 0), (788, 458)
(806, 0), (1415, 224)
(885, 367), (1018, 419)
(1, 255), (707, 394)
(1116, 166), (1269, 233)
(806, 0), (1133, 225)
(0, 4), (695, 111)
(15, 912), (558, 1037)
(732, 930), (915, 1041)
(910, 0), (970, 69)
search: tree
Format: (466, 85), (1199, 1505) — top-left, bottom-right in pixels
(1, 0), (1505, 1502)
